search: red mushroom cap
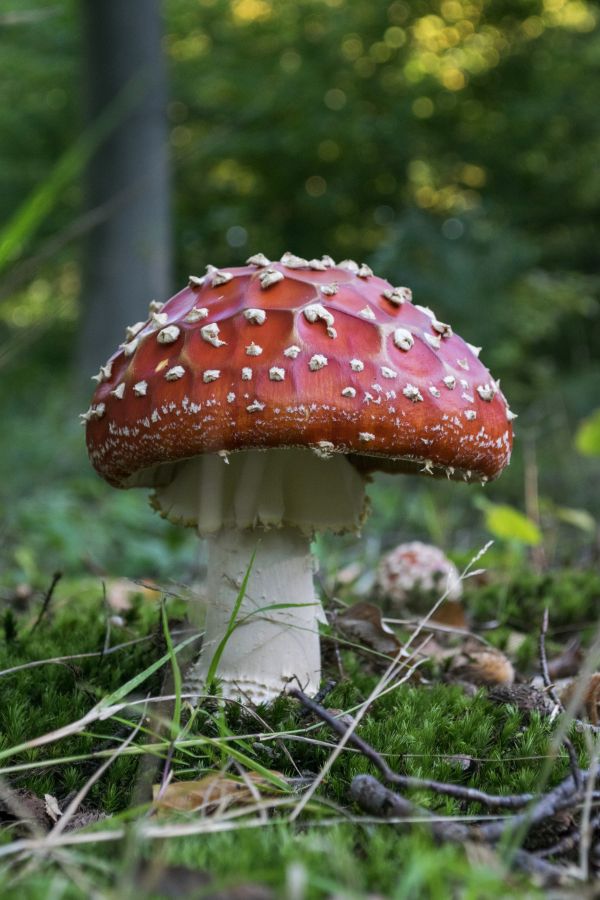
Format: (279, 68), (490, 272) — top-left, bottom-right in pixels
(84, 253), (514, 488)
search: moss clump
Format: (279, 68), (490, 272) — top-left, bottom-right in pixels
(0, 578), (163, 804)
(469, 568), (600, 633)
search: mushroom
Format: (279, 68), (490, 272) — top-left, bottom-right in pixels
(84, 253), (514, 704)
(377, 541), (463, 611)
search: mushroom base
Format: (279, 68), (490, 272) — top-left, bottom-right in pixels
(185, 525), (323, 703)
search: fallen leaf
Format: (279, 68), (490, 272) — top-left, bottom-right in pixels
(430, 599), (468, 629)
(152, 772), (284, 815)
(337, 602), (402, 656)
(448, 641), (514, 687)
(44, 793), (62, 823)
(560, 673), (600, 724)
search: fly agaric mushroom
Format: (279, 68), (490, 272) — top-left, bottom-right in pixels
(84, 252), (514, 703)
(377, 541), (462, 610)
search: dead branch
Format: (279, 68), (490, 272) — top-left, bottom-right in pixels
(539, 607), (564, 710)
(290, 688), (536, 810)
(539, 812), (600, 859)
(350, 774), (570, 886)
(29, 572), (62, 633)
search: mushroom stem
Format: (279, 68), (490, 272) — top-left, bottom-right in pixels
(185, 525), (323, 704)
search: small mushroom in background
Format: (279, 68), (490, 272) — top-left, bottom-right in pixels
(377, 541), (466, 626)
(377, 541), (462, 606)
(84, 252), (514, 704)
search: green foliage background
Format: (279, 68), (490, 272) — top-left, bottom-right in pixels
(0, 0), (599, 585)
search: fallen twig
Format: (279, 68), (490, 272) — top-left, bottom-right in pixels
(288, 639), (432, 822)
(539, 607), (564, 711)
(539, 812), (600, 860)
(350, 774), (571, 886)
(563, 736), (583, 793)
(29, 572), (62, 633)
(290, 688), (537, 810)
(474, 770), (585, 843)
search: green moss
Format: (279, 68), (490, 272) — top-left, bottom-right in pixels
(0, 577), (163, 801)
(0, 575), (589, 898)
(151, 825), (540, 899)
(0, 825), (541, 899)
(470, 568), (600, 633)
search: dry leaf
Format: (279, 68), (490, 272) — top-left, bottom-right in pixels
(337, 602), (402, 656)
(442, 754), (475, 773)
(44, 793), (62, 822)
(448, 641), (514, 687)
(152, 772), (283, 815)
(560, 673), (600, 724)
(430, 599), (468, 629)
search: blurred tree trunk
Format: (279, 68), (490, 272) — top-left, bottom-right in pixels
(77, 0), (171, 375)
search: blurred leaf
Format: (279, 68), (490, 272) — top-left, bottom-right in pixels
(152, 772), (283, 815)
(575, 409), (600, 457)
(337, 601), (402, 656)
(483, 503), (542, 547)
(560, 673), (600, 725)
(430, 600), (468, 630)
(553, 505), (596, 534)
(448, 643), (515, 687)
(44, 793), (61, 823)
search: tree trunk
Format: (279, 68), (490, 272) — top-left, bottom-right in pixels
(77, 0), (171, 376)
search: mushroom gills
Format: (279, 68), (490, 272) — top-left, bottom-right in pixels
(151, 448), (367, 535)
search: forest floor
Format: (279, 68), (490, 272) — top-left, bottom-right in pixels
(1, 563), (599, 899)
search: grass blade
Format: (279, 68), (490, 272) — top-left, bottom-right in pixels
(205, 549), (257, 688)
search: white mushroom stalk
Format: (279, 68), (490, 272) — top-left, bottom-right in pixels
(152, 449), (367, 703)
(186, 526), (321, 704)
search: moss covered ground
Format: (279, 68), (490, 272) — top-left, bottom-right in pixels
(0, 568), (598, 898)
